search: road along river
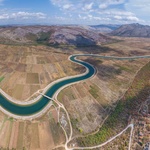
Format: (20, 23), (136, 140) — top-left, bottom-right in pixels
(0, 54), (150, 119)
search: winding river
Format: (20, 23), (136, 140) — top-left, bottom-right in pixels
(0, 54), (150, 117)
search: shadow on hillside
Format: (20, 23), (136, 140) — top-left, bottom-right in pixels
(82, 58), (122, 80)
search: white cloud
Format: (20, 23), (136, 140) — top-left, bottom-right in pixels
(125, 0), (150, 24)
(125, 0), (150, 17)
(50, 0), (126, 13)
(0, 11), (46, 20)
(51, 0), (70, 8)
(98, 0), (126, 9)
(83, 3), (93, 10)
(103, 10), (134, 16)
(99, 4), (108, 9)
(113, 14), (139, 22)
(114, 15), (122, 20)
(13, 12), (46, 19)
(63, 4), (73, 10)
(107, 0), (125, 5)
(0, 13), (9, 19)
(78, 14), (111, 22)
(126, 16), (139, 21)
(49, 0), (149, 25)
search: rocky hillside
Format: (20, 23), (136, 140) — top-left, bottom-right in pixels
(0, 26), (112, 46)
(110, 23), (150, 37)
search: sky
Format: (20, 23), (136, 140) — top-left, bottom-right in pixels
(0, 0), (150, 25)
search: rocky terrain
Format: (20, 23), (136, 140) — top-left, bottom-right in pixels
(110, 23), (150, 37)
(0, 25), (112, 46)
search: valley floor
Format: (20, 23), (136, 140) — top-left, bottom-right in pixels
(0, 37), (150, 150)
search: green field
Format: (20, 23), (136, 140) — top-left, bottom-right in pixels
(0, 76), (4, 82)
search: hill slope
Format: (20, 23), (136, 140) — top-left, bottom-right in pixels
(76, 61), (150, 148)
(0, 26), (112, 46)
(110, 23), (150, 37)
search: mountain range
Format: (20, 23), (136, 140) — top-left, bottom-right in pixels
(110, 23), (150, 37)
(0, 23), (150, 46)
(0, 26), (112, 46)
(90, 24), (121, 33)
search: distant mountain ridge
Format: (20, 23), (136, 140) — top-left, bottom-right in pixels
(90, 24), (121, 33)
(110, 23), (150, 37)
(0, 25), (112, 46)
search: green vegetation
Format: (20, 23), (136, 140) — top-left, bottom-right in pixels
(0, 76), (4, 82)
(77, 101), (125, 146)
(57, 92), (64, 103)
(71, 118), (84, 133)
(89, 85), (99, 99)
(26, 31), (53, 45)
(26, 33), (37, 41)
(71, 118), (79, 129)
(77, 61), (150, 147)
(7, 117), (14, 122)
(78, 128), (83, 133)
(86, 113), (94, 122)
(119, 66), (131, 71)
(36, 31), (52, 45)
(115, 64), (131, 72)
(114, 68), (122, 75)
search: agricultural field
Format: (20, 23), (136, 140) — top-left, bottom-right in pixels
(0, 37), (150, 150)
(0, 44), (83, 101)
(0, 106), (65, 150)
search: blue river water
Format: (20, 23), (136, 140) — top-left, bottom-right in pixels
(0, 55), (95, 116)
